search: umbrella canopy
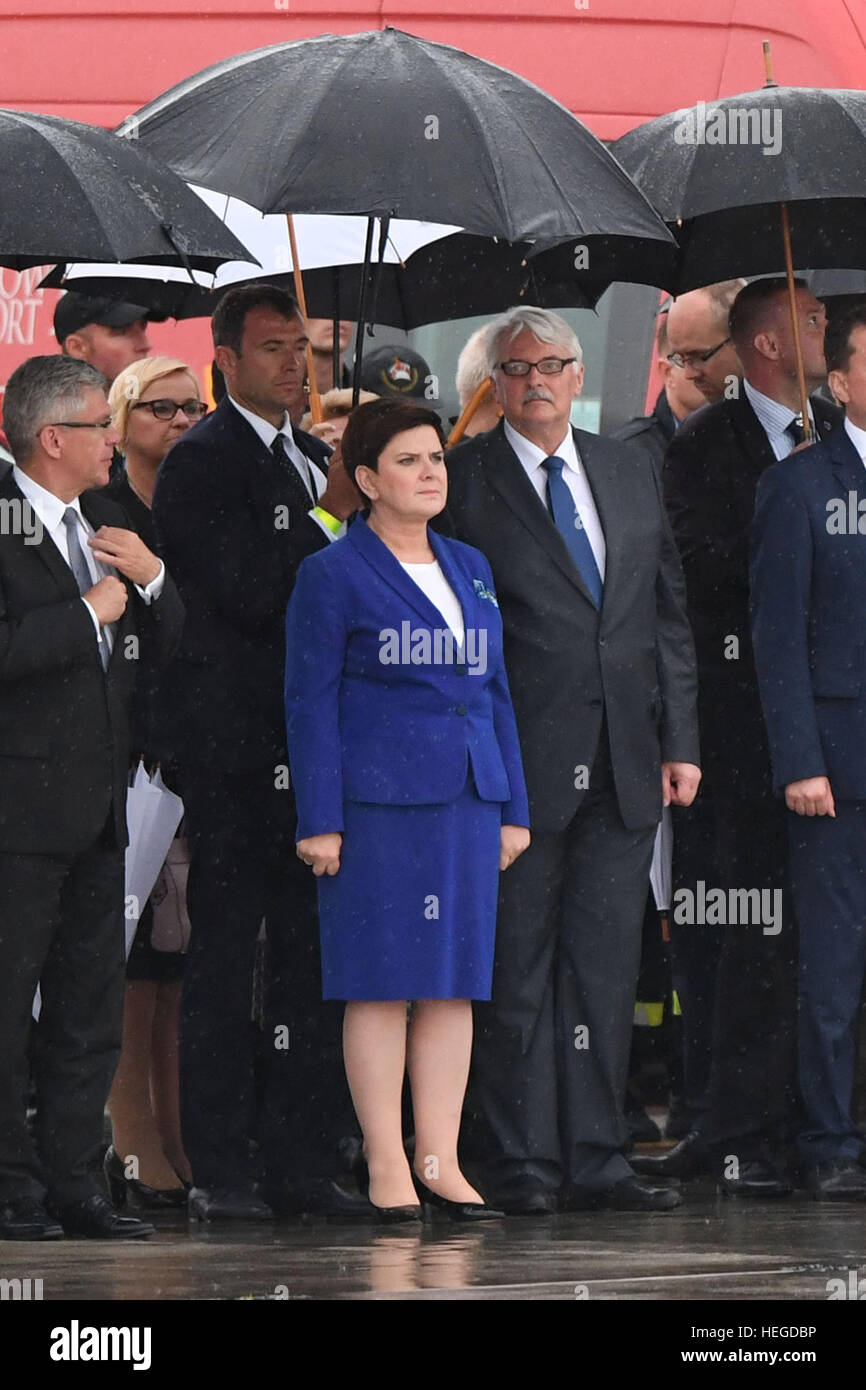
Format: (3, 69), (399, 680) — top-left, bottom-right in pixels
(43, 209), (612, 327)
(0, 108), (254, 272)
(613, 85), (866, 292)
(126, 28), (674, 251)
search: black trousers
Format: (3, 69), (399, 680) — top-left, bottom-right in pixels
(0, 834), (125, 1205)
(701, 790), (800, 1164)
(669, 798), (723, 1123)
(177, 764), (355, 1190)
(469, 733), (657, 1193)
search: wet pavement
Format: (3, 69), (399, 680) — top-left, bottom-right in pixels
(2, 1182), (865, 1300)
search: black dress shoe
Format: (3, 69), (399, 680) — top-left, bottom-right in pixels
(188, 1186), (274, 1222)
(53, 1194), (154, 1239)
(486, 1177), (558, 1216)
(261, 1178), (371, 1219)
(0, 1197), (63, 1241)
(413, 1174), (504, 1221)
(562, 1175), (682, 1212)
(715, 1160), (792, 1199)
(104, 1147), (188, 1211)
(804, 1160), (866, 1201)
(630, 1129), (708, 1179)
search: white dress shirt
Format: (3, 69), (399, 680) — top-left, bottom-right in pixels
(503, 419), (606, 579)
(400, 559), (465, 644)
(743, 379), (815, 462)
(844, 417), (866, 464)
(227, 395), (342, 541)
(12, 465), (164, 659)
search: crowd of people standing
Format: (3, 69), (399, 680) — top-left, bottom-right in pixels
(0, 271), (864, 1241)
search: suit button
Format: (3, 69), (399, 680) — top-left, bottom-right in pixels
(598, 637), (606, 647)
(456, 704), (468, 716)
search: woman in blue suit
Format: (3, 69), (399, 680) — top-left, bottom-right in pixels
(285, 399), (530, 1220)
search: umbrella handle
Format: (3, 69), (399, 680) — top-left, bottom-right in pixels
(447, 378), (497, 448)
(286, 214), (324, 425)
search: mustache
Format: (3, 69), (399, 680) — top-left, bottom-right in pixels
(522, 387), (554, 404)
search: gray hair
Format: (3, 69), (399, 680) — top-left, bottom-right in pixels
(456, 325), (494, 407)
(4, 355), (106, 466)
(484, 306), (583, 376)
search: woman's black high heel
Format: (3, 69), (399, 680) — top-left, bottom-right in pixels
(103, 1146), (189, 1211)
(413, 1173), (504, 1221)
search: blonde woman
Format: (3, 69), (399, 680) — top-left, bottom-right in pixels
(101, 356), (206, 1208)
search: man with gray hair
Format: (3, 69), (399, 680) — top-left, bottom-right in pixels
(454, 324), (501, 436)
(446, 307), (700, 1214)
(0, 355), (183, 1241)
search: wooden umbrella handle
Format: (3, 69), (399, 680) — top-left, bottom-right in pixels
(286, 214), (323, 425)
(447, 378), (496, 448)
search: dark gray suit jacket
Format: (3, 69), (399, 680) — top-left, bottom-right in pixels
(445, 421), (699, 833)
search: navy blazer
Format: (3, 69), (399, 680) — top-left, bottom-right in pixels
(284, 516), (530, 839)
(750, 424), (866, 798)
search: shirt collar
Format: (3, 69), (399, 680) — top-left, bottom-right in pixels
(228, 394), (293, 452)
(844, 416), (866, 461)
(503, 419), (577, 472)
(743, 378), (813, 438)
(12, 465), (85, 534)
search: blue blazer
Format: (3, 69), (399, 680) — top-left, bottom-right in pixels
(750, 424), (866, 798)
(284, 516), (530, 838)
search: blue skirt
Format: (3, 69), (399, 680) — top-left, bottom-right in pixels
(317, 779), (501, 1001)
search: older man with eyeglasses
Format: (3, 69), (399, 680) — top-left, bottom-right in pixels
(444, 306), (701, 1215)
(0, 355), (183, 1241)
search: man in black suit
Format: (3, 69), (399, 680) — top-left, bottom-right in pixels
(446, 307), (701, 1214)
(611, 310), (708, 471)
(0, 355), (183, 1240)
(152, 285), (361, 1221)
(636, 277), (842, 1195)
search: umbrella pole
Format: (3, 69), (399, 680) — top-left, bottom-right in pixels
(780, 202), (813, 443)
(331, 268), (341, 390)
(352, 216), (376, 409)
(286, 214), (323, 425)
(447, 378), (494, 448)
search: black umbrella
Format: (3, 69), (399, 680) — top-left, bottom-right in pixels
(613, 45), (866, 437)
(44, 231), (614, 327)
(0, 108), (253, 272)
(125, 29), (675, 401)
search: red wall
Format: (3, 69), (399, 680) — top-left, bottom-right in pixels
(3, 0), (866, 404)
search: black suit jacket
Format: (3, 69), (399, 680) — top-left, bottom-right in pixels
(445, 421), (699, 833)
(610, 389), (678, 474)
(0, 473), (184, 856)
(662, 388), (843, 795)
(151, 396), (332, 771)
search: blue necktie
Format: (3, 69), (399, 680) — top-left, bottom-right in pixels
(542, 456), (603, 609)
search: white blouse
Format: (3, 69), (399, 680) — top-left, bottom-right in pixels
(399, 558), (465, 646)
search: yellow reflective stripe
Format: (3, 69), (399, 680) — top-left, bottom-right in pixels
(633, 1001), (665, 1027)
(312, 506), (341, 536)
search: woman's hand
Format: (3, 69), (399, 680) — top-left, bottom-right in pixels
(296, 833), (343, 876)
(500, 824), (530, 870)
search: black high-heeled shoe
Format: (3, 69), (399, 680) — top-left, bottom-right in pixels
(103, 1146), (189, 1211)
(366, 1199), (423, 1224)
(412, 1173), (504, 1221)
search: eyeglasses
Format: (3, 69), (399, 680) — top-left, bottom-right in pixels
(129, 399), (208, 421)
(498, 357), (577, 377)
(667, 338), (731, 370)
(42, 418), (114, 432)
